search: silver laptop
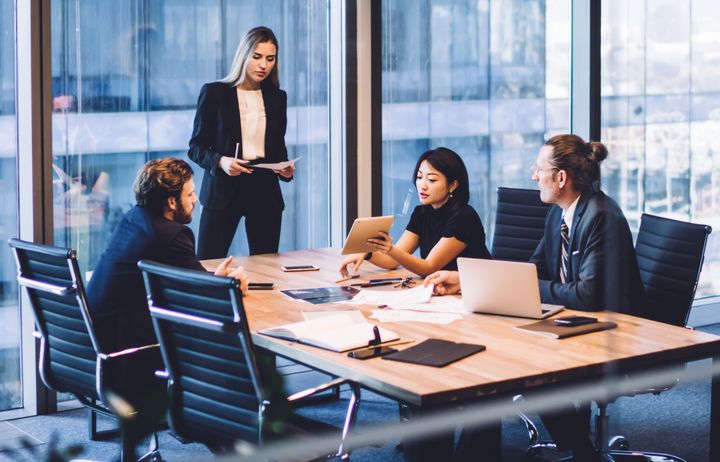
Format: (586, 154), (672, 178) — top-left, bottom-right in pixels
(457, 257), (564, 319)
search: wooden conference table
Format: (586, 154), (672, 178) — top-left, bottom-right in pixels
(203, 248), (720, 458)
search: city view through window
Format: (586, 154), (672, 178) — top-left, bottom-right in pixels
(0, 0), (719, 413)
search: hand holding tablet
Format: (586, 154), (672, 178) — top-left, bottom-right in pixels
(341, 215), (394, 255)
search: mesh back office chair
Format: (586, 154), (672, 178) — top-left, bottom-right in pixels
(526, 214), (712, 462)
(8, 238), (163, 462)
(139, 260), (361, 459)
(491, 187), (551, 261)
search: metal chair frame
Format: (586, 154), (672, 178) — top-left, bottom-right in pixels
(140, 260), (361, 459)
(9, 238), (162, 462)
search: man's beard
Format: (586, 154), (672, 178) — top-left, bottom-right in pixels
(173, 202), (193, 224)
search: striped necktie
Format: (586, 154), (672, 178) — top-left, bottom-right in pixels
(560, 219), (569, 283)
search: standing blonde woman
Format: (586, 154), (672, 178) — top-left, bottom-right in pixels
(189, 26), (294, 258)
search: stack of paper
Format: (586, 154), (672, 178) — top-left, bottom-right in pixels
(347, 284), (433, 306)
(348, 284), (466, 318)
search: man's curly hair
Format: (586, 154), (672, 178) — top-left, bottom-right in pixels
(133, 158), (194, 214)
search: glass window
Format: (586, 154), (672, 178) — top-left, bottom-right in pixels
(601, 0), (720, 296)
(381, 0), (570, 240)
(0, 0), (21, 411)
(51, 0), (331, 280)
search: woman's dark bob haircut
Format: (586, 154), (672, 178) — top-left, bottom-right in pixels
(412, 147), (470, 205)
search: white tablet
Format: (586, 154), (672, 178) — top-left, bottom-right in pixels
(341, 215), (395, 255)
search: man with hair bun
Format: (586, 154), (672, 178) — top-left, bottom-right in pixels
(527, 133), (644, 461)
(530, 133), (643, 311)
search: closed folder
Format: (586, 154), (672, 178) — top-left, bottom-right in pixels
(382, 338), (485, 367)
(515, 319), (617, 339)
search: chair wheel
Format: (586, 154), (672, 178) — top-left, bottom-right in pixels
(609, 435), (629, 450)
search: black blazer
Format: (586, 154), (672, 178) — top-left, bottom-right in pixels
(530, 190), (645, 312)
(188, 81), (290, 211)
(87, 206), (206, 350)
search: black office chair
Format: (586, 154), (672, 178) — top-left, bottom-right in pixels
(491, 187), (551, 261)
(634, 213), (711, 327)
(489, 187), (551, 445)
(8, 238), (163, 462)
(138, 260), (361, 459)
(525, 213), (712, 462)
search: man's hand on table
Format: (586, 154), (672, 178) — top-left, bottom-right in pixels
(214, 256), (249, 294)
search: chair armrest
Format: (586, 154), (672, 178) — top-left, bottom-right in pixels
(98, 343), (160, 360)
(287, 377), (356, 402)
(17, 276), (74, 296)
(96, 344), (165, 417)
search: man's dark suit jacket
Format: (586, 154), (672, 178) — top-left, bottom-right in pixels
(188, 81), (290, 212)
(86, 206), (205, 351)
(530, 190), (645, 312)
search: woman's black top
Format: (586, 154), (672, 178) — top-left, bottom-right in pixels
(405, 200), (491, 271)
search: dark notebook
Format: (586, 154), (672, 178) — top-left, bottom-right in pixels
(516, 319), (618, 339)
(382, 338), (485, 368)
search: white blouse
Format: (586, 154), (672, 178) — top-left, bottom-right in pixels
(236, 88), (266, 160)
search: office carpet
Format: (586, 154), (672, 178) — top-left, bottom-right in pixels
(1, 324), (718, 461)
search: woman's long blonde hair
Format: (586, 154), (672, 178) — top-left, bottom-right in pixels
(220, 26), (280, 88)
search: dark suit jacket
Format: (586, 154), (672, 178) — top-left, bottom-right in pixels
(86, 206), (205, 351)
(188, 81), (290, 211)
(530, 190), (644, 312)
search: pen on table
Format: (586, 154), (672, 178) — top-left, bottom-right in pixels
(381, 338), (415, 348)
(234, 142), (239, 159)
(352, 281), (395, 288)
(347, 338), (415, 353)
(335, 274), (360, 284)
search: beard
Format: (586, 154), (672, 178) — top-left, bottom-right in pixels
(173, 202), (193, 224)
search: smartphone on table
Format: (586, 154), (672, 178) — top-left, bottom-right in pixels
(281, 265), (320, 272)
(347, 346), (398, 360)
(553, 315), (597, 327)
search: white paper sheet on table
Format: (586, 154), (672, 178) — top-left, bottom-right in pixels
(387, 295), (466, 314)
(370, 309), (462, 325)
(347, 284), (433, 306)
(302, 310), (366, 323)
(252, 156), (302, 171)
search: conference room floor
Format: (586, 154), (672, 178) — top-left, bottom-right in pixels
(0, 350), (716, 462)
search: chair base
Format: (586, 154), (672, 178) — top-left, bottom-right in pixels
(602, 451), (686, 462)
(77, 396), (120, 441)
(531, 450), (685, 462)
(523, 401), (686, 462)
(527, 442), (686, 462)
(136, 432), (163, 462)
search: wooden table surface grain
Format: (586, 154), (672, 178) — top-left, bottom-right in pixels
(202, 248), (720, 407)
